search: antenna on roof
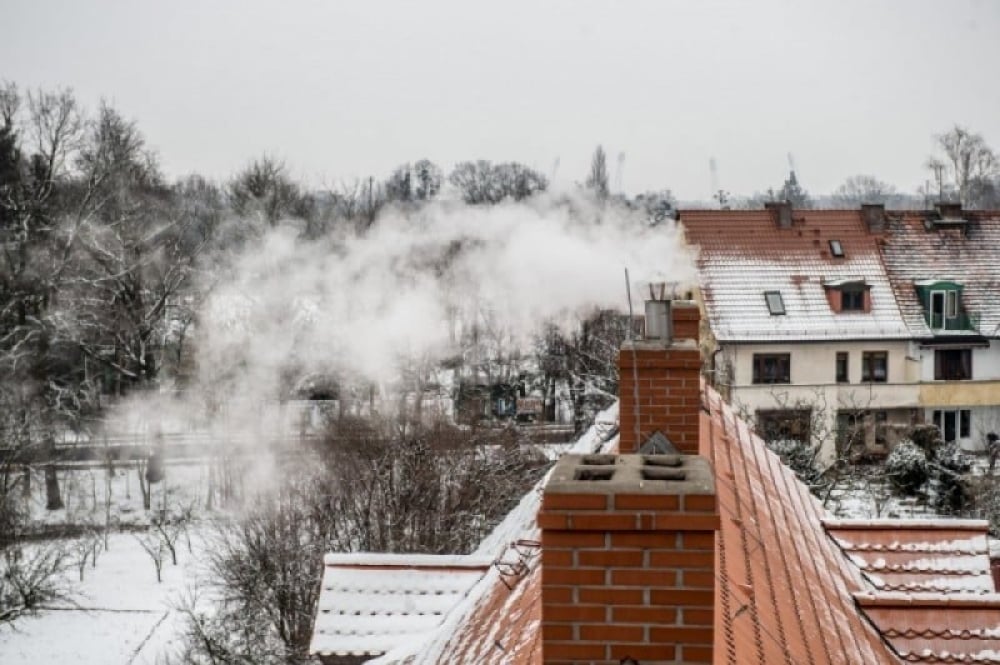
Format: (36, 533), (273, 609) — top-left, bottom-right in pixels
(624, 267), (641, 449)
(550, 156), (560, 183)
(709, 157), (719, 201)
(624, 267), (634, 341)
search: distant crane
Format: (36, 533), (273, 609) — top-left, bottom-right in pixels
(550, 157), (560, 184)
(616, 152), (626, 193)
(709, 157), (719, 199)
(709, 156), (730, 209)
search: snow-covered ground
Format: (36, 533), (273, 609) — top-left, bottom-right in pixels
(0, 530), (209, 665)
(25, 460), (212, 529)
(3, 460), (226, 664)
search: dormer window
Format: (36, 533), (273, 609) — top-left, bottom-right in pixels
(823, 278), (870, 313)
(765, 291), (785, 315)
(829, 240), (844, 257)
(915, 279), (974, 331)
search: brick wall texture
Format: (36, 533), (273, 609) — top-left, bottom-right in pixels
(540, 489), (719, 664)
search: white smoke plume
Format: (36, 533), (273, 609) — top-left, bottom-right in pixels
(199, 193), (692, 389)
(105, 191), (694, 440)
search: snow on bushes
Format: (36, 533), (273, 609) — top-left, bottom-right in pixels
(885, 440), (929, 495)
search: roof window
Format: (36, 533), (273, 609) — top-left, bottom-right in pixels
(829, 240), (844, 257)
(765, 291), (785, 315)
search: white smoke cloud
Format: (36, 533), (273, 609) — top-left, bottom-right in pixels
(196, 192), (694, 396)
(102, 190), (694, 443)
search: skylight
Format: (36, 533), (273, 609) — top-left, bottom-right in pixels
(829, 239), (845, 257)
(765, 291), (785, 315)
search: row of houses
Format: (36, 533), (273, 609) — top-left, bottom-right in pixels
(680, 202), (1000, 464)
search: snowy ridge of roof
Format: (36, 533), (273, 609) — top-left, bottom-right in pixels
(825, 518), (992, 531)
(322, 553), (493, 568)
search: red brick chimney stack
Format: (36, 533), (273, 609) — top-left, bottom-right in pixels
(764, 200), (793, 228)
(618, 300), (701, 454)
(539, 454), (718, 664)
(860, 203), (886, 233)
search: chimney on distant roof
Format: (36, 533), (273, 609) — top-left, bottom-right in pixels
(934, 201), (963, 219)
(539, 453), (719, 665)
(619, 296), (701, 455)
(764, 200), (793, 228)
(860, 203), (886, 233)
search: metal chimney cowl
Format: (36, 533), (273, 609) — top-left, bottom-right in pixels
(644, 299), (673, 343)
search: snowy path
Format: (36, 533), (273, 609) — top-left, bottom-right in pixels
(0, 531), (209, 665)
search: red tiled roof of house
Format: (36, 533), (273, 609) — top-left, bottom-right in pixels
(361, 385), (1000, 664)
(700, 386), (896, 664)
(679, 209), (911, 342)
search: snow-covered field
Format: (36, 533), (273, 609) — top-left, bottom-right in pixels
(0, 530), (209, 665)
(3, 460), (227, 664)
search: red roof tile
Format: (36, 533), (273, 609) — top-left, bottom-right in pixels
(857, 595), (1000, 663)
(826, 519), (995, 595)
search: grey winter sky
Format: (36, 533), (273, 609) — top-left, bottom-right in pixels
(3, 0), (999, 199)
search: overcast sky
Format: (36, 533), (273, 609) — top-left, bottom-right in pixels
(4, 0), (999, 199)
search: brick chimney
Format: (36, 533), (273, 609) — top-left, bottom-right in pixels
(540, 453), (718, 664)
(860, 203), (886, 233)
(619, 300), (701, 455)
(764, 200), (793, 228)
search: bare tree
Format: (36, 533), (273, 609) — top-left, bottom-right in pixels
(586, 145), (610, 199)
(448, 160), (547, 205)
(179, 419), (549, 663)
(929, 125), (999, 208)
(134, 530), (166, 583)
(384, 159), (442, 204)
(0, 542), (71, 625)
(228, 156), (310, 227)
(832, 175), (897, 206)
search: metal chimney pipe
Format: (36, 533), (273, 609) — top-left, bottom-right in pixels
(644, 299), (673, 343)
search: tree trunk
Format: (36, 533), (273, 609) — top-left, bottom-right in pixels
(45, 463), (63, 510)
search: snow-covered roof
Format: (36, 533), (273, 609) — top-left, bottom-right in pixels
(310, 554), (492, 658)
(680, 209), (912, 342)
(826, 518), (996, 595)
(880, 212), (1000, 338)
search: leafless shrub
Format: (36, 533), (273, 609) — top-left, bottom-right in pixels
(134, 530), (166, 583)
(0, 542), (71, 625)
(178, 416), (550, 663)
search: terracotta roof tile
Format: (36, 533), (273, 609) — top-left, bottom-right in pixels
(680, 209), (910, 342)
(826, 520), (995, 595)
(856, 595), (1000, 663)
